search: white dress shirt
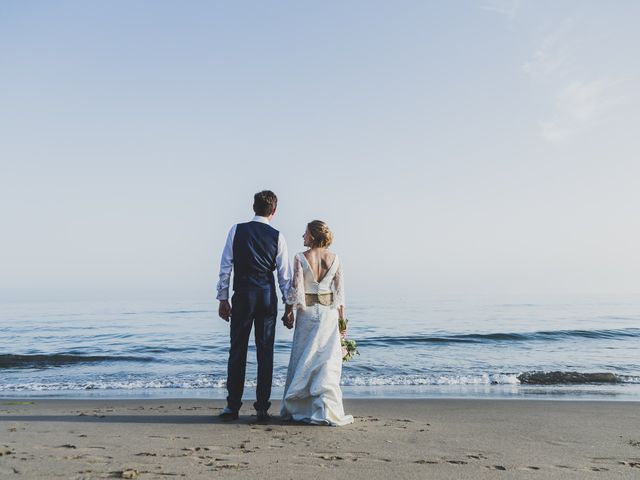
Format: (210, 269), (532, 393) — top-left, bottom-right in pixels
(216, 216), (292, 303)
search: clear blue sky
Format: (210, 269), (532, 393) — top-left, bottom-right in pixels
(1, 1), (639, 301)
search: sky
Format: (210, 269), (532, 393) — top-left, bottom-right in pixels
(1, 0), (639, 302)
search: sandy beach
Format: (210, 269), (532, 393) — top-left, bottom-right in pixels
(0, 398), (638, 479)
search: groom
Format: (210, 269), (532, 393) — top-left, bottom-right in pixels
(216, 190), (293, 422)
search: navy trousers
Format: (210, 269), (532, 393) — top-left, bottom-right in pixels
(226, 286), (277, 412)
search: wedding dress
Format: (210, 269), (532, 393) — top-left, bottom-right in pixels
(280, 252), (354, 426)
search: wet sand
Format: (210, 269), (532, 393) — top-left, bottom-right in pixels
(1, 398), (639, 479)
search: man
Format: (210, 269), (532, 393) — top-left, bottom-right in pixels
(216, 190), (293, 422)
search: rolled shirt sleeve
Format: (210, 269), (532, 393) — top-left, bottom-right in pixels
(216, 225), (236, 301)
(276, 233), (292, 304)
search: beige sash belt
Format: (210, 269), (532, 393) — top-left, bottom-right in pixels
(305, 293), (333, 307)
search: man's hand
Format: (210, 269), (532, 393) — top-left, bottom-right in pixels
(282, 305), (294, 329)
(282, 311), (294, 329)
(218, 300), (231, 322)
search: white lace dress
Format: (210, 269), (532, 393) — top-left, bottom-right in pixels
(280, 252), (354, 426)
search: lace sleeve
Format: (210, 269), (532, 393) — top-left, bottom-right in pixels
(286, 254), (306, 310)
(331, 257), (345, 309)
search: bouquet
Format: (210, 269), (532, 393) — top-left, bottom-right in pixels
(338, 317), (359, 362)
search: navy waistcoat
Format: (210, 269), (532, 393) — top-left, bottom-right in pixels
(232, 221), (279, 290)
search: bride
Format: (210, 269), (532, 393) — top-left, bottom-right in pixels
(280, 220), (354, 426)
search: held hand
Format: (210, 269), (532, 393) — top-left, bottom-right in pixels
(282, 310), (294, 329)
(218, 300), (231, 322)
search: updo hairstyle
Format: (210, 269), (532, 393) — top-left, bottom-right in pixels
(307, 220), (333, 248)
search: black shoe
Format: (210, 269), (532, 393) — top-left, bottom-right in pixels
(255, 409), (270, 423)
(219, 407), (239, 421)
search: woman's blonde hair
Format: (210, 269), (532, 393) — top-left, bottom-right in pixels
(307, 220), (333, 248)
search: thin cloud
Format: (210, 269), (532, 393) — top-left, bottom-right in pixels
(540, 79), (626, 141)
(522, 20), (574, 80)
(523, 20), (631, 142)
(480, 0), (521, 19)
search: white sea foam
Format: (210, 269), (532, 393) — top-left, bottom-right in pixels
(342, 373), (521, 386)
(5, 371), (639, 392)
(0, 373), (540, 391)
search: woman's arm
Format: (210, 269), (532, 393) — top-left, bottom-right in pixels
(332, 257), (345, 317)
(285, 254), (306, 327)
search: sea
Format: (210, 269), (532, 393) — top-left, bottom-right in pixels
(1, 295), (639, 401)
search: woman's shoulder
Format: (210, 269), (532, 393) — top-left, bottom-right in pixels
(326, 251), (339, 267)
(296, 250), (339, 264)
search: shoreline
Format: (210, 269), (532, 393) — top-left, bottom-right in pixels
(1, 398), (639, 478)
(2, 381), (640, 402)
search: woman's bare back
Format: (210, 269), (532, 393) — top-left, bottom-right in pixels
(303, 249), (336, 284)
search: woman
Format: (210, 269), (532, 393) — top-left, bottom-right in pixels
(280, 220), (354, 426)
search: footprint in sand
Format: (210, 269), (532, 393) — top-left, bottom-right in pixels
(62, 454), (88, 460)
(467, 453), (488, 460)
(0, 446), (14, 456)
(208, 461), (249, 471)
(486, 465), (507, 471)
(317, 454), (344, 461)
(0, 467), (20, 476)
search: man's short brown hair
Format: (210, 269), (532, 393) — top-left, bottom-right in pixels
(253, 190), (278, 216)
